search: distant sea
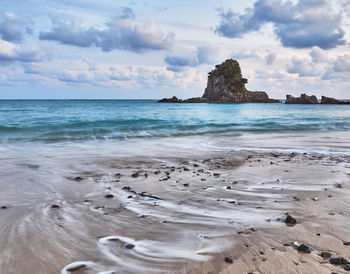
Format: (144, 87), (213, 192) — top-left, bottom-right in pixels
(1, 99), (350, 155)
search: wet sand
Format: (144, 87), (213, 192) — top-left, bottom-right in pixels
(1, 150), (350, 273)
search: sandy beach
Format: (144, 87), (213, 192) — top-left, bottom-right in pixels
(1, 146), (349, 273)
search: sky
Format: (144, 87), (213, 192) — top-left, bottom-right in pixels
(0, 0), (350, 99)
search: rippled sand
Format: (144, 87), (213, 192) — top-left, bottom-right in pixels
(1, 149), (350, 273)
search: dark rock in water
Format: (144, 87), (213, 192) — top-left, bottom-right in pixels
(51, 204), (60, 209)
(158, 96), (183, 103)
(131, 172), (139, 178)
(285, 214), (296, 224)
(159, 59), (279, 103)
(74, 176), (83, 181)
(320, 252), (331, 259)
(285, 94), (318, 104)
(104, 194), (114, 199)
(321, 96), (350, 104)
(125, 243), (135, 249)
(66, 263), (87, 272)
(297, 244), (310, 253)
(224, 257), (233, 263)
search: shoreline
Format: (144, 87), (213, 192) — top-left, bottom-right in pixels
(1, 148), (349, 273)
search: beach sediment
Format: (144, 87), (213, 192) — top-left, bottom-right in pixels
(1, 149), (349, 273)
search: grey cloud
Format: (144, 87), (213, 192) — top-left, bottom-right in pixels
(165, 45), (222, 71)
(0, 12), (27, 43)
(215, 0), (346, 49)
(287, 57), (321, 77)
(333, 55), (350, 72)
(0, 44), (42, 63)
(265, 53), (276, 65)
(39, 8), (174, 53)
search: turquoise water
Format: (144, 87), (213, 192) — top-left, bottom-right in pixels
(1, 100), (350, 144)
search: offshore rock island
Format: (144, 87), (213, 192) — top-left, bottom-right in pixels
(159, 59), (279, 103)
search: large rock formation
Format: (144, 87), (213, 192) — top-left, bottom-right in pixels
(159, 59), (279, 103)
(285, 94), (318, 104)
(321, 96), (350, 104)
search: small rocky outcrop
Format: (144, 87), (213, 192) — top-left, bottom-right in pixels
(321, 96), (350, 104)
(159, 59), (279, 103)
(285, 94), (318, 104)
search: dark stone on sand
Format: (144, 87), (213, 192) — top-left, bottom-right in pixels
(224, 257), (233, 263)
(125, 243), (135, 249)
(131, 172), (139, 178)
(74, 176), (83, 181)
(283, 243), (292, 246)
(320, 252), (331, 259)
(226, 186), (231, 190)
(345, 264), (350, 271)
(335, 183), (343, 188)
(127, 195), (133, 199)
(285, 215), (296, 224)
(285, 94), (318, 104)
(66, 263), (87, 272)
(297, 244), (310, 253)
(1, 205), (7, 209)
(213, 173), (220, 177)
(183, 183), (189, 187)
(104, 194), (114, 199)
(154, 170), (161, 175)
(51, 204), (60, 209)
(344, 242), (350, 246)
(259, 251), (264, 255)
(329, 257), (350, 265)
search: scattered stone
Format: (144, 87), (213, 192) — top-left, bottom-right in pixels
(104, 194), (114, 199)
(183, 167), (190, 171)
(226, 186), (232, 190)
(1, 205), (7, 209)
(131, 172), (139, 178)
(127, 195), (133, 199)
(138, 215), (147, 218)
(183, 183), (189, 187)
(329, 257), (350, 265)
(335, 183), (343, 188)
(320, 252), (331, 259)
(293, 242), (300, 247)
(285, 215), (297, 224)
(344, 242), (350, 246)
(297, 244), (310, 253)
(51, 204), (60, 209)
(125, 243), (135, 249)
(74, 176), (83, 181)
(259, 251), (265, 255)
(66, 263), (87, 272)
(316, 233), (321, 236)
(193, 164), (199, 167)
(154, 170), (161, 175)
(345, 264), (350, 271)
(114, 173), (121, 177)
(312, 197), (319, 201)
(224, 257), (233, 263)
(213, 173), (220, 177)
(283, 243), (291, 247)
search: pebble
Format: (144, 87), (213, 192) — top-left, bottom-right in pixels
(226, 186), (231, 190)
(345, 264), (350, 271)
(183, 183), (189, 187)
(344, 242), (350, 246)
(131, 172), (139, 178)
(285, 215), (297, 224)
(329, 257), (350, 265)
(297, 244), (310, 253)
(259, 251), (264, 255)
(320, 252), (331, 259)
(1, 205), (7, 209)
(66, 263), (87, 272)
(312, 197), (318, 201)
(51, 204), (60, 209)
(224, 257), (233, 263)
(104, 194), (114, 199)
(213, 173), (220, 177)
(335, 183), (343, 188)
(293, 242), (300, 247)
(74, 176), (83, 181)
(124, 243), (135, 249)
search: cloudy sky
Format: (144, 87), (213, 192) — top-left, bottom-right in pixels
(1, 0), (350, 99)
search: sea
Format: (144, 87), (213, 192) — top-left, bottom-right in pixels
(1, 99), (350, 154)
